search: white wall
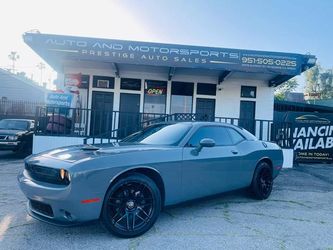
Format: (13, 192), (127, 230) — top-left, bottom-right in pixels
(62, 61), (275, 122)
(215, 79), (274, 120)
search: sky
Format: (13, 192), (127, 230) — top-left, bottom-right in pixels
(0, 0), (332, 90)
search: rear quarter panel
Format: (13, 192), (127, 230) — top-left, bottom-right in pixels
(236, 140), (283, 186)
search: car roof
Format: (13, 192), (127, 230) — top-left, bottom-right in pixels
(0, 119), (34, 122)
(149, 121), (257, 140)
(151, 121), (246, 131)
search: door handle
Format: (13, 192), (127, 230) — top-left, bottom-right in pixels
(231, 150), (238, 155)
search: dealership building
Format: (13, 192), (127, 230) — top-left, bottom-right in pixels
(23, 32), (316, 156)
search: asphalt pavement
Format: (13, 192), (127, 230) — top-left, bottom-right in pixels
(1, 151), (333, 250)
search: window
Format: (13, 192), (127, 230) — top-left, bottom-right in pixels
(197, 83), (216, 96)
(122, 123), (192, 145)
(93, 76), (115, 89)
(144, 80), (167, 114)
(171, 81), (194, 113)
(241, 86), (256, 98)
(80, 75), (89, 89)
(121, 78), (141, 90)
(226, 128), (245, 144)
(187, 126), (233, 147)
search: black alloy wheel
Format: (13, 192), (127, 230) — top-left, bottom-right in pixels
(101, 173), (161, 238)
(251, 162), (273, 200)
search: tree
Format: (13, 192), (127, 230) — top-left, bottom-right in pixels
(305, 64), (321, 94)
(274, 78), (298, 100)
(319, 69), (333, 99)
(305, 64), (333, 99)
(8, 51), (20, 73)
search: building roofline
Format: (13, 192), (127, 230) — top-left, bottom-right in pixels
(0, 68), (48, 93)
(22, 32), (317, 85)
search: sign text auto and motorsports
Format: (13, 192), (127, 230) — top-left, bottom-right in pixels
(285, 112), (333, 163)
(23, 33), (313, 75)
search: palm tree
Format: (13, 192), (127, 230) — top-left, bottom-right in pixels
(8, 51), (20, 73)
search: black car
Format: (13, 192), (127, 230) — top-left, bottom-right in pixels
(0, 119), (34, 154)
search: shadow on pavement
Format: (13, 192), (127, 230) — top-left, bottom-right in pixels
(0, 150), (30, 160)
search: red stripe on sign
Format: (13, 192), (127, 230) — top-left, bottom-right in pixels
(81, 198), (101, 204)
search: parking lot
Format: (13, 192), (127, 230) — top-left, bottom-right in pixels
(1, 150), (333, 250)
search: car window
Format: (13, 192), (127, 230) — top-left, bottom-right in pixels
(122, 123), (192, 145)
(187, 126), (233, 147)
(226, 128), (245, 144)
(0, 120), (29, 130)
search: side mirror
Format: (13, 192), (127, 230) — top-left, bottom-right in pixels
(199, 138), (215, 148)
(191, 138), (215, 156)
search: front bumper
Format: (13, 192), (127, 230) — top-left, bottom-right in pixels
(17, 171), (104, 225)
(0, 141), (19, 150)
(27, 201), (83, 227)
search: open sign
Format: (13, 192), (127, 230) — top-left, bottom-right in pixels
(146, 88), (164, 95)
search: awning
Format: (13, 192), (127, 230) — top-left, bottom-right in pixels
(23, 32), (316, 86)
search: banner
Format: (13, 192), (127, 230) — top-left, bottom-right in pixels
(46, 93), (73, 108)
(284, 112), (333, 163)
(64, 73), (81, 87)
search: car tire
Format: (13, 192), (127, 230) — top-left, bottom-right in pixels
(250, 162), (273, 200)
(101, 173), (161, 238)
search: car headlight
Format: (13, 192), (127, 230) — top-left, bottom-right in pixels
(59, 168), (71, 183)
(8, 135), (18, 141)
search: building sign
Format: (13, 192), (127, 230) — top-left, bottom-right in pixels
(23, 33), (316, 75)
(46, 92), (73, 108)
(64, 73), (81, 87)
(284, 112), (333, 163)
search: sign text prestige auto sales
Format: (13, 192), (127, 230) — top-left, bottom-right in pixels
(24, 34), (303, 75)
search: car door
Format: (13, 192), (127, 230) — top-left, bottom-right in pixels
(181, 126), (243, 201)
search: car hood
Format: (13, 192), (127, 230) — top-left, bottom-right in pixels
(0, 129), (26, 136)
(36, 143), (172, 163)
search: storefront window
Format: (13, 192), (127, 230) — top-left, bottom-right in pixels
(93, 76), (115, 89)
(121, 78), (141, 90)
(171, 81), (193, 114)
(241, 86), (256, 98)
(197, 83), (216, 96)
(144, 80), (167, 114)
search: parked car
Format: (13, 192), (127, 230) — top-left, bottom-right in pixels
(18, 122), (283, 238)
(0, 119), (34, 154)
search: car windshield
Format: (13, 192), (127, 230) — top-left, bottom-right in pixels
(0, 120), (29, 130)
(121, 123), (192, 145)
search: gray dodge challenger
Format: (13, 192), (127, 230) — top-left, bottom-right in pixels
(18, 122), (283, 238)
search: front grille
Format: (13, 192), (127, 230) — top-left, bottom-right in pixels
(25, 163), (69, 185)
(30, 200), (54, 217)
(0, 135), (7, 140)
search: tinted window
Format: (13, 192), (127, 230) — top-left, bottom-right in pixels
(197, 83), (216, 96)
(81, 74), (90, 89)
(122, 123), (192, 145)
(187, 126), (233, 147)
(0, 120), (29, 130)
(241, 86), (256, 98)
(121, 78), (141, 90)
(171, 81), (194, 96)
(226, 128), (245, 144)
